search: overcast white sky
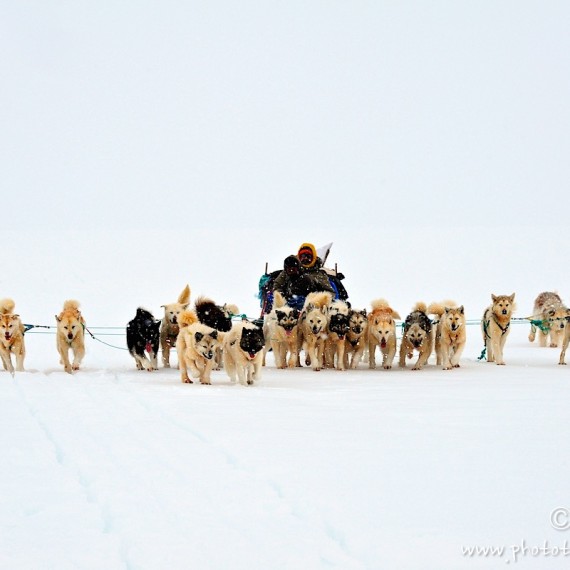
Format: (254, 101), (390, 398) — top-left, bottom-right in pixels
(2, 1), (569, 231)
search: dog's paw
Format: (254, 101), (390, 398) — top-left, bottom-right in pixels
(72, 364), (80, 371)
(383, 365), (392, 370)
(453, 364), (460, 368)
(550, 343), (558, 348)
(443, 366), (453, 370)
(200, 380), (212, 385)
(496, 362), (506, 366)
(559, 362), (567, 365)
(412, 366), (422, 370)
(182, 378), (193, 383)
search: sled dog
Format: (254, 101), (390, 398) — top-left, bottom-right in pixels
(368, 299), (400, 370)
(160, 284), (191, 368)
(56, 300), (86, 374)
(0, 298), (25, 374)
(481, 293), (515, 365)
(528, 291), (567, 348)
(399, 302), (433, 370)
(299, 291), (333, 371)
(223, 321), (265, 385)
(263, 291), (300, 369)
(558, 308), (570, 365)
(344, 308), (368, 369)
(127, 308), (161, 371)
(195, 297), (239, 369)
(176, 310), (219, 384)
(324, 300), (350, 370)
(428, 302), (466, 370)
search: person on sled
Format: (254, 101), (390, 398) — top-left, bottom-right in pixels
(272, 243), (347, 310)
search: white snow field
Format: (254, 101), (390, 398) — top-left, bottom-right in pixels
(3, 1), (570, 567)
(0, 229), (569, 570)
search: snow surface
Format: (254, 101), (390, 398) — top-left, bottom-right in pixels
(0, 229), (569, 570)
(2, 1), (570, 566)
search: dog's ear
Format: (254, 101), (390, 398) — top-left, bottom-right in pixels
(509, 293), (516, 302)
(360, 309), (367, 317)
(444, 307), (450, 313)
(459, 305), (464, 314)
(194, 331), (204, 342)
(55, 315), (61, 322)
(306, 303), (314, 313)
(182, 304), (189, 310)
(160, 305), (166, 309)
(210, 330), (218, 340)
(491, 294), (497, 302)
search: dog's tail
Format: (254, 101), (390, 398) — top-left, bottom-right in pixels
(273, 291), (287, 309)
(177, 284), (191, 305)
(427, 300), (456, 317)
(413, 301), (428, 314)
(223, 303), (240, 318)
(179, 309), (199, 329)
(0, 298), (15, 315)
(370, 298), (400, 319)
(304, 291), (333, 310)
(63, 299), (80, 311)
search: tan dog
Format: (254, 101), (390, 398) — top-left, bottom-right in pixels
(368, 299), (400, 370)
(299, 291), (333, 371)
(558, 308), (570, 365)
(263, 291), (300, 369)
(344, 309), (368, 369)
(55, 300), (86, 374)
(0, 298), (26, 374)
(160, 284), (191, 368)
(481, 293), (515, 365)
(223, 321), (265, 385)
(176, 310), (219, 384)
(428, 302), (466, 370)
(399, 302), (433, 370)
(528, 291), (567, 348)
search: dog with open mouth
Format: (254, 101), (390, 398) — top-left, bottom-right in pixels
(223, 321), (265, 385)
(0, 298), (26, 374)
(344, 308), (368, 369)
(263, 291), (300, 369)
(324, 300), (350, 370)
(127, 308), (161, 371)
(299, 291), (333, 371)
(55, 300), (86, 374)
(368, 299), (400, 370)
(399, 302), (433, 370)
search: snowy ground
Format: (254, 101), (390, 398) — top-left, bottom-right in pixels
(1, 229), (569, 569)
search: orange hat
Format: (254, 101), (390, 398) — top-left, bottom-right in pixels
(297, 243), (317, 268)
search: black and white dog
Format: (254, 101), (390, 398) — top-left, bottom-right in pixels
(127, 308), (161, 371)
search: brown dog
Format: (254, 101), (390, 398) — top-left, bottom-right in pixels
(0, 298), (25, 374)
(481, 293), (515, 365)
(429, 302), (466, 370)
(56, 300), (86, 374)
(368, 299), (400, 370)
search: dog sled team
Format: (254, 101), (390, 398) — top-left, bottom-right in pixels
(1, 243), (570, 380)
